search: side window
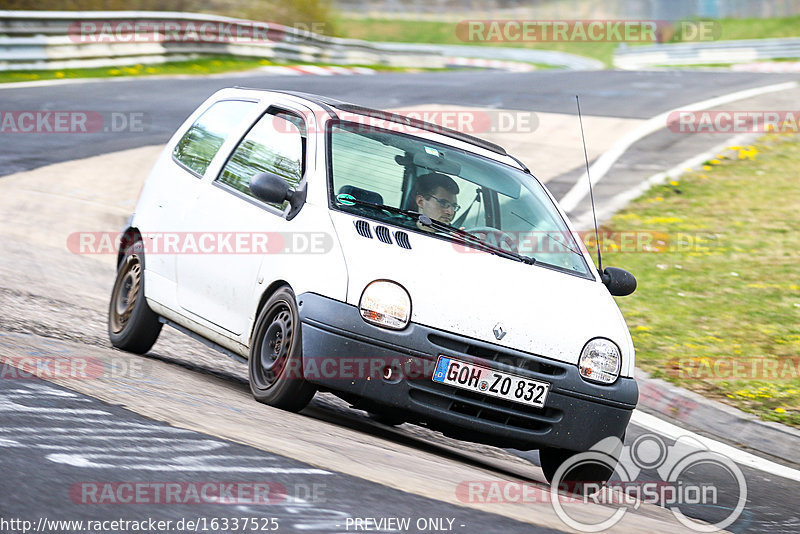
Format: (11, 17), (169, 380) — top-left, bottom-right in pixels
(217, 111), (305, 210)
(172, 100), (255, 176)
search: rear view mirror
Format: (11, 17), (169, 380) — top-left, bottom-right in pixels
(601, 267), (637, 296)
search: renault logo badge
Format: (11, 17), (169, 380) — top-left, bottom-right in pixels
(493, 323), (506, 340)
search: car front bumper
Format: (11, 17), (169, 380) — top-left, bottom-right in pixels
(297, 292), (637, 451)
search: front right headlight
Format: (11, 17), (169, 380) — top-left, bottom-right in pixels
(579, 338), (621, 384)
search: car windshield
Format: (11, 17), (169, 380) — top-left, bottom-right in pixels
(328, 120), (592, 278)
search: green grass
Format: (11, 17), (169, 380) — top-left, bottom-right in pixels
(0, 56), (430, 84)
(334, 15), (800, 69)
(335, 18), (617, 67)
(717, 15), (800, 40)
(599, 134), (800, 428)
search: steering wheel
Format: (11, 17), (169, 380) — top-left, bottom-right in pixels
(463, 226), (518, 253)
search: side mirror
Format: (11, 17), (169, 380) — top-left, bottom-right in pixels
(249, 171), (307, 221)
(601, 267), (637, 297)
(250, 171), (293, 205)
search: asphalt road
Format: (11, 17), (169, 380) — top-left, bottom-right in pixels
(0, 376), (553, 534)
(1, 69), (798, 177)
(2, 68), (800, 534)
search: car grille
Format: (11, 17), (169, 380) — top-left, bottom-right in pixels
(427, 334), (566, 377)
(408, 381), (560, 432)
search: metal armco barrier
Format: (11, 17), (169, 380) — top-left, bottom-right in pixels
(0, 10), (447, 71)
(614, 37), (800, 69)
(0, 10), (609, 72)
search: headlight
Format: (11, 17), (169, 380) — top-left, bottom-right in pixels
(579, 338), (621, 384)
(359, 280), (411, 330)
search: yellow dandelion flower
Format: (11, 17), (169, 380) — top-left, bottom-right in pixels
(55, 71), (65, 78)
(709, 159), (721, 165)
(703, 165), (711, 171)
(775, 407), (786, 413)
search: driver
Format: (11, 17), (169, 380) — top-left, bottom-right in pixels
(414, 172), (460, 230)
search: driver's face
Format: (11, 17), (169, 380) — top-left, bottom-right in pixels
(416, 186), (457, 224)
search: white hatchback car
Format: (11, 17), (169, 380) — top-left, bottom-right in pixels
(109, 88), (638, 485)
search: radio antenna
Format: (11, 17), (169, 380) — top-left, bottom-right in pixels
(576, 95), (603, 274)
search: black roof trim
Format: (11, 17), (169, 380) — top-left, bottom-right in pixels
(332, 103), (507, 156)
(235, 88), (508, 156)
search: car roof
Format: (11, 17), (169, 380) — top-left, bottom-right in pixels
(233, 87), (510, 158)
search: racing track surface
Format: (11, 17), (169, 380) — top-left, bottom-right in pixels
(2, 68), (800, 533)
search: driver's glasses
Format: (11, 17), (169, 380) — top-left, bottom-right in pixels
(426, 195), (461, 212)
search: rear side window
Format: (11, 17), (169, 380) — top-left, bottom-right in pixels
(217, 111), (305, 210)
(173, 100), (255, 176)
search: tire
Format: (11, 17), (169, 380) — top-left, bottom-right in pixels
(108, 238), (162, 354)
(539, 446), (618, 495)
(248, 286), (316, 412)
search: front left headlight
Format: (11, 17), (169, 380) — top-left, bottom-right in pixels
(359, 280), (411, 330)
(579, 338), (621, 384)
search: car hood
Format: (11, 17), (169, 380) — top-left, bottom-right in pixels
(330, 212), (635, 376)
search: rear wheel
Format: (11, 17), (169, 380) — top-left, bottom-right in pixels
(249, 286), (316, 412)
(108, 238), (162, 354)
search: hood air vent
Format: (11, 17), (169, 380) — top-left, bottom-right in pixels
(354, 220), (372, 239)
(353, 220), (411, 250)
(375, 225), (393, 244)
(394, 231), (411, 249)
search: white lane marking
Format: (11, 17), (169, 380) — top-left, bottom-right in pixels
(559, 80), (799, 212)
(0, 398), (108, 415)
(6, 386), (80, 397)
(16, 435), (210, 442)
(631, 410), (800, 483)
(36, 441), (227, 453)
(569, 132), (757, 229)
(46, 453), (331, 474)
(0, 426), (194, 434)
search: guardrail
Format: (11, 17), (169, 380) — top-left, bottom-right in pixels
(0, 10), (604, 72)
(614, 37), (800, 69)
(0, 10), (452, 71)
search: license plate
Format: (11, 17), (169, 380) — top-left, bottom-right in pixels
(432, 356), (550, 409)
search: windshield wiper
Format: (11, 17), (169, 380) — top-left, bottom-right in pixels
(416, 215), (535, 265)
(335, 194), (421, 219)
(335, 194), (535, 265)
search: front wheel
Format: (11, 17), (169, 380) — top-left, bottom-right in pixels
(539, 441), (622, 495)
(108, 239), (162, 354)
(249, 286), (316, 412)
